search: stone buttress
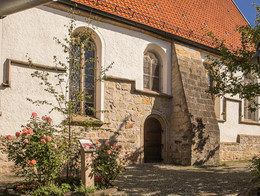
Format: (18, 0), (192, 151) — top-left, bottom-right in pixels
(169, 41), (220, 165)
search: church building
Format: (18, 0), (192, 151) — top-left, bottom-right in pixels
(0, 0), (259, 171)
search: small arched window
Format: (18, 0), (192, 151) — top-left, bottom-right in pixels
(244, 75), (258, 122)
(143, 51), (160, 92)
(70, 38), (96, 117)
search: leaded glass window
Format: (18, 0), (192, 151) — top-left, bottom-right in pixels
(70, 39), (96, 117)
(143, 52), (160, 91)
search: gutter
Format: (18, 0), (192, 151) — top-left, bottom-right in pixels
(58, 0), (220, 54)
(0, 0), (57, 18)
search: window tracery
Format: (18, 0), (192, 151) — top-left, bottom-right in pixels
(143, 51), (160, 92)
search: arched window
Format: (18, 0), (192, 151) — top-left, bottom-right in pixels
(204, 64), (212, 88)
(70, 38), (96, 117)
(244, 75), (258, 122)
(143, 51), (160, 92)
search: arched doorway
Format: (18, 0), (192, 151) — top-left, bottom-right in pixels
(144, 117), (162, 163)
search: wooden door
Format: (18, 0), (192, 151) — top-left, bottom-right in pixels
(144, 117), (162, 163)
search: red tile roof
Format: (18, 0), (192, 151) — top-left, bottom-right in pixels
(72, 0), (248, 49)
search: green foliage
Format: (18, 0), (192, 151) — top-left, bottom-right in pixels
(251, 156), (260, 179)
(30, 183), (71, 196)
(74, 184), (96, 194)
(206, 4), (260, 111)
(55, 175), (81, 190)
(1, 113), (67, 185)
(27, 14), (112, 176)
(93, 142), (126, 188)
(16, 182), (37, 193)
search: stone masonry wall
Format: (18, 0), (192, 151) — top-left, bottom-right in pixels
(172, 41), (220, 165)
(0, 77), (172, 175)
(0, 152), (14, 175)
(220, 134), (260, 161)
(73, 77), (172, 163)
(169, 42), (192, 165)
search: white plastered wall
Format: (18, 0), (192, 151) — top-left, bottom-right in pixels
(201, 52), (260, 142)
(0, 5), (171, 135)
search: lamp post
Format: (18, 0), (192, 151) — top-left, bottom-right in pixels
(250, 42), (260, 67)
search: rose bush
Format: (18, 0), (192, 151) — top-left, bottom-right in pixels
(1, 113), (67, 185)
(93, 142), (127, 188)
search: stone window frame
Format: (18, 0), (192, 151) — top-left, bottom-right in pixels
(70, 27), (103, 121)
(218, 97), (260, 126)
(242, 75), (259, 123)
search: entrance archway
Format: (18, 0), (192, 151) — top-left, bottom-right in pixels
(144, 117), (162, 163)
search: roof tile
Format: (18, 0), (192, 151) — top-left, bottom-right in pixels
(72, 0), (248, 48)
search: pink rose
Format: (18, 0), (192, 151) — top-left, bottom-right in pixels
(24, 139), (29, 143)
(32, 113), (37, 117)
(27, 129), (33, 135)
(7, 135), (11, 140)
(42, 116), (46, 120)
(2, 143), (6, 146)
(105, 142), (109, 146)
(46, 136), (51, 141)
(22, 132), (27, 137)
(40, 139), (46, 144)
(113, 144), (116, 147)
(46, 117), (52, 123)
(94, 175), (100, 182)
(53, 144), (57, 149)
(15, 132), (20, 137)
(29, 160), (36, 166)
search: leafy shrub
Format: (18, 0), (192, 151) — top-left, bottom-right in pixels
(93, 142), (126, 188)
(55, 175), (81, 190)
(1, 113), (67, 185)
(16, 182), (36, 193)
(74, 184), (96, 194)
(30, 183), (71, 196)
(251, 156), (260, 178)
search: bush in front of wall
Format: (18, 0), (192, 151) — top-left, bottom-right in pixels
(93, 141), (127, 188)
(1, 113), (67, 186)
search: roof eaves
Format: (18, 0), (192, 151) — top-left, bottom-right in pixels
(59, 0), (219, 54)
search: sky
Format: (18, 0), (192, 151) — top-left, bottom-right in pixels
(233, 0), (260, 26)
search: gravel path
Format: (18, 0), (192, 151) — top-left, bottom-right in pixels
(114, 161), (254, 196)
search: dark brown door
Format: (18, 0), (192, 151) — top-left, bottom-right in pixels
(144, 117), (162, 163)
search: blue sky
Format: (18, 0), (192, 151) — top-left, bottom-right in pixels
(233, 0), (260, 25)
